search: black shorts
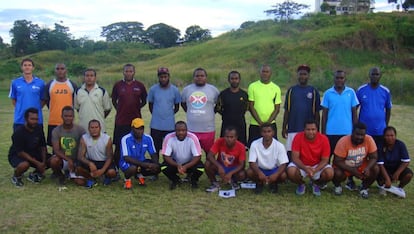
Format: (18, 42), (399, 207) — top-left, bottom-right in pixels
(8, 153), (42, 168)
(113, 125), (131, 147)
(327, 135), (345, 157)
(151, 128), (173, 153)
(378, 167), (413, 181)
(81, 160), (116, 172)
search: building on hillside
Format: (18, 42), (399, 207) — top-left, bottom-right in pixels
(315, 0), (372, 15)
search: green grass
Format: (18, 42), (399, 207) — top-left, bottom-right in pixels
(1, 89), (414, 233)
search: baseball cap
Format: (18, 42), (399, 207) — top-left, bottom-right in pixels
(131, 118), (144, 128)
(297, 64), (311, 73)
(157, 67), (170, 76)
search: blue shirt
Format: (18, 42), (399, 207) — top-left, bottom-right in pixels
(377, 139), (410, 170)
(357, 84), (392, 136)
(119, 133), (156, 166)
(147, 84), (181, 131)
(9, 76), (45, 124)
(284, 85), (321, 133)
(321, 86), (359, 135)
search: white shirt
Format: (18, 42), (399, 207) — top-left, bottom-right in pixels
(249, 138), (289, 170)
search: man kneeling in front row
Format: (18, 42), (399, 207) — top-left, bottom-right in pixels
(287, 119), (333, 196)
(76, 119), (117, 188)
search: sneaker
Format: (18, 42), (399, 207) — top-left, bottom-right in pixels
(319, 182), (328, 190)
(312, 184), (321, 196)
(85, 179), (97, 189)
(27, 173), (41, 183)
(360, 188), (369, 199)
(103, 176), (111, 186)
(269, 183), (278, 194)
(206, 182), (220, 193)
(254, 183), (264, 194)
(296, 184), (306, 195)
(11, 176), (24, 187)
(334, 186), (343, 195)
(378, 187), (387, 196)
(231, 181), (240, 190)
(345, 178), (358, 191)
(136, 174), (146, 186)
(124, 179), (132, 189)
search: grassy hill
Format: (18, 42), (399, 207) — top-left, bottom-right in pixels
(1, 12), (413, 103)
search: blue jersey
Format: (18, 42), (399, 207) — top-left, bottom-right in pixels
(9, 76), (45, 124)
(284, 85), (321, 133)
(357, 84), (392, 136)
(377, 140), (410, 170)
(147, 84), (181, 131)
(119, 133), (156, 168)
(321, 86), (359, 135)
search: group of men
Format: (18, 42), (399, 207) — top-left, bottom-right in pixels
(8, 58), (411, 198)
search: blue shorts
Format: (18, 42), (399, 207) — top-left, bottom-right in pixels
(218, 162), (238, 174)
(260, 167), (279, 176)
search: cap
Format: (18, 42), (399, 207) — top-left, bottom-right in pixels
(131, 118), (144, 128)
(297, 64), (311, 73)
(157, 67), (170, 76)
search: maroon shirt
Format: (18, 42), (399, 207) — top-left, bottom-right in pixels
(112, 79), (147, 125)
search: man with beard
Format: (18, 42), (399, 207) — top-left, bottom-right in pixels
(332, 122), (379, 199)
(147, 67), (181, 166)
(215, 71), (248, 146)
(8, 108), (48, 187)
(181, 68), (219, 154)
(112, 64), (147, 170)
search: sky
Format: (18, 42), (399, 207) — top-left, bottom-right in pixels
(0, 0), (395, 44)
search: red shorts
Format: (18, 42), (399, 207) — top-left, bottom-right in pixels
(193, 131), (215, 153)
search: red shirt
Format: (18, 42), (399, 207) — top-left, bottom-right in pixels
(292, 132), (330, 166)
(112, 80), (147, 125)
(210, 138), (246, 168)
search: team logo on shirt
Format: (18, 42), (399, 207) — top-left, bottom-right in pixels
(189, 91), (207, 109)
(220, 153), (235, 167)
(306, 92), (313, 99)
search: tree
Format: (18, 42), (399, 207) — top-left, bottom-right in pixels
(145, 23), (180, 48)
(240, 21), (256, 29)
(184, 25), (211, 42)
(264, 1), (310, 22)
(402, 0), (414, 10)
(9, 20), (40, 56)
(101, 22), (145, 42)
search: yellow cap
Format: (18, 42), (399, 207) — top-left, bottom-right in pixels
(131, 118), (144, 128)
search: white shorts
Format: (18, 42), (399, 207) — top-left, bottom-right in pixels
(288, 162), (332, 181)
(285, 132), (298, 151)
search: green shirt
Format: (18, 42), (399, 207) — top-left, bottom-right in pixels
(247, 80), (281, 125)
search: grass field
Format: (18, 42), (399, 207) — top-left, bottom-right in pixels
(0, 88), (414, 233)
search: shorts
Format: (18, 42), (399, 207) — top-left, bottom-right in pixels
(113, 125), (131, 147)
(378, 166), (413, 181)
(218, 162), (238, 174)
(81, 160), (116, 172)
(9, 153), (42, 168)
(285, 132), (298, 151)
(260, 167), (279, 176)
(120, 159), (157, 176)
(288, 162), (332, 180)
(47, 125), (58, 146)
(151, 128), (173, 153)
(334, 161), (367, 177)
(327, 135), (344, 157)
(193, 131), (215, 153)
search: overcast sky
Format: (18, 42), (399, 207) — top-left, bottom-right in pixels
(0, 0), (394, 44)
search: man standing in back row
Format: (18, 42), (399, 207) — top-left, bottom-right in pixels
(112, 64), (147, 168)
(248, 65), (282, 146)
(148, 67), (181, 163)
(215, 70), (248, 146)
(181, 67), (219, 154)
